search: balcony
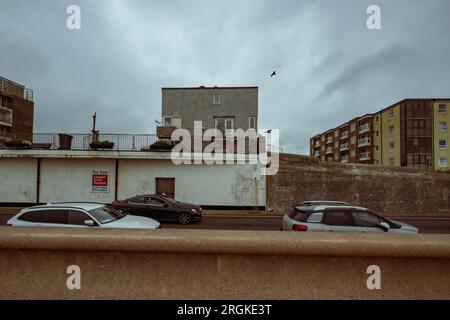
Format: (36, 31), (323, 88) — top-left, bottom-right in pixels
(314, 141), (320, 148)
(360, 151), (371, 161)
(359, 123), (370, 134)
(314, 150), (320, 157)
(340, 131), (349, 140)
(339, 143), (349, 151)
(341, 155), (349, 163)
(326, 137), (333, 144)
(325, 147), (333, 155)
(358, 137), (371, 147)
(0, 107), (12, 126)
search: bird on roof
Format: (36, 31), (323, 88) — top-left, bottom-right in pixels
(270, 71), (276, 77)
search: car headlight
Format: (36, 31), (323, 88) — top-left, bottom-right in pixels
(191, 208), (197, 213)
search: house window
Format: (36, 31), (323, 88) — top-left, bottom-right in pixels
(334, 141), (339, 148)
(438, 121), (447, 131)
(376, 131), (379, 137)
(351, 149), (356, 157)
(376, 146), (379, 151)
(351, 136), (356, 145)
(389, 158), (395, 166)
(321, 135), (325, 142)
(248, 117), (256, 130)
(439, 139), (448, 149)
(162, 116), (181, 128)
(388, 125), (394, 134)
(439, 157), (448, 168)
(350, 123), (356, 132)
(213, 93), (221, 105)
(215, 118), (234, 135)
(388, 109), (395, 118)
(413, 138), (419, 146)
(438, 104), (447, 113)
(389, 142), (395, 151)
(1, 95), (7, 108)
(334, 130), (339, 138)
(376, 116), (379, 121)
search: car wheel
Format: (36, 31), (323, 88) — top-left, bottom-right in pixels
(177, 212), (193, 225)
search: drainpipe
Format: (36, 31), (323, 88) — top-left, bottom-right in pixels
(36, 158), (41, 204)
(114, 159), (119, 201)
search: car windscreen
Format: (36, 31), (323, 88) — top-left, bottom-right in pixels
(88, 206), (126, 224)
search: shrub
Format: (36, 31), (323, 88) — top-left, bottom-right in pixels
(4, 140), (32, 149)
(149, 139), (178, 151)
(89, 140), (114, 149)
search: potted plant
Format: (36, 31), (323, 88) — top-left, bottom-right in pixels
(148, 139), (178, 151)
(89, 140), (114, 150)
(4, 139), (32, 150)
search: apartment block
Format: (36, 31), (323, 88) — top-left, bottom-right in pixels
(160, 86), (258, 135)
(310, 99), (450, 171)
(0, 76), (34, 147)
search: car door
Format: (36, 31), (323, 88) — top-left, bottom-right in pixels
(143, 196), (170, 220)
(127, 197), (149, 215)
(322, 210), (357, 232)
(67, 210), (98, 228)
(351, 210), (384, 233)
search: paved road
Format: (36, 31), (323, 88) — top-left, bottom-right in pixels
(161, 216), (450, 234)
(1, 209), (450, 234)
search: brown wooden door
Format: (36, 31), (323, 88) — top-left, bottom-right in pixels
(155, 178), (175, 198)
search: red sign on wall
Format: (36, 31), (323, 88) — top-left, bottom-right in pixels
(92, 169), (109, 193)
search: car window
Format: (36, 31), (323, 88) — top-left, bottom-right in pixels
(148, 197), (166, 205)
(68, 210), (91, 226)
(129, 197), (145, 204)
(19, 210), (68, 224)
(307, 212), (323, 223)
(352, 211), (380, 228)
(324, 211), (355, 226)
(88, 206), (125, 224)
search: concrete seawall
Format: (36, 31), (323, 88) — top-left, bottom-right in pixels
(267, 153), (450, 217)
(1, 227), (449, 299)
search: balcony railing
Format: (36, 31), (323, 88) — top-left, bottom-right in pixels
(326, 137), (333, 144)
(7, 133), (158, 151)
(314, 150), (320, 157)
(325, 147), (333, 154)
(360, 151), (371, 161)
(359, 123), (370, 134)
(358, 137), (371, 147)
(340, 131), (349, 139)
(314, 141), (320, 148)
(341, 156), (349, 163)
(340, 143), (349, 151)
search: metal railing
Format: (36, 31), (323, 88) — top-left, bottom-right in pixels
(11, 133), (158, 151)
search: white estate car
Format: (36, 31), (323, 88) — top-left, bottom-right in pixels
(7, 203), (161, 229)
(282, 204), (419, 233)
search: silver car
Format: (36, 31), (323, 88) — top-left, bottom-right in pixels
(7, 202), (161, 229)
(282, 204), (419, 233)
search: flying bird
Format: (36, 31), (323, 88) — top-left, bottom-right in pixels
(270, 71), (276, 77)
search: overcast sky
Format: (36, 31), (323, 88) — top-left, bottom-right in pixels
(1, 0), (450, 154)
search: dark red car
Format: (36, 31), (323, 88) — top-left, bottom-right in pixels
(111, 194), (203, 225)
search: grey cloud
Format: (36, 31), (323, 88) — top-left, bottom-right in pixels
(1, 0), (450, 155)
